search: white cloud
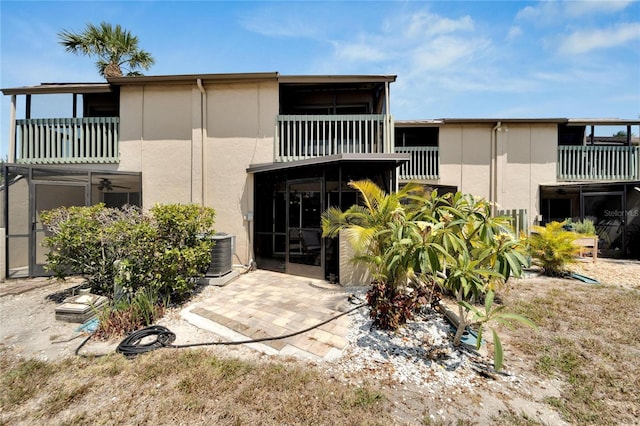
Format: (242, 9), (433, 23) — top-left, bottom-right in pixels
(564, 1), (635, 17)
(333, 42), (387, 62)
(507, 26), (523, 40)
(409, 36), (486, 71)
(330, 9), (480, 65)
(559, 22), (640, 54)
(515, 2), (561, 23)
(516, 1), (635, 24)
(239, 8), (322, 39)
(402, 11), (474, 38)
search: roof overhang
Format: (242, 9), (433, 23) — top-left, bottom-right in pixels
(440, 118), (568, 124)
(247, 153), (410, 174)
(539, 180), (640, 187)
(3, 163), (141, 176)
(395, 119), (444, 127)
(1, 83), (112, 96)
(390, 118), (640, 127)
(279, 75), (397, 84)
(108, 72), (280, 86)
(566, 118), (640, 126)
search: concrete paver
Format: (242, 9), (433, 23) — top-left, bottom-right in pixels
(182, 270), (354, 361)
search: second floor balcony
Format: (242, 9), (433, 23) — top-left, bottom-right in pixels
(275, 114), (393, 162)
(395, 146), (439, 180)
(558, 145), (639, 181)
(14, 117), (120, 165)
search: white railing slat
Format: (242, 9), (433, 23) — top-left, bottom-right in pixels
(13, 117), (119, 164)
(274, 114), (389, 162)
(558, 145), (640, 181)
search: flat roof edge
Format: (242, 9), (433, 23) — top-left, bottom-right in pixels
(279, 75), (397, 84)
(397, 118), (640, 126)
(2, 83), (112, 95)
(108, 72), (280, 85)
(247, 153), (410, 173)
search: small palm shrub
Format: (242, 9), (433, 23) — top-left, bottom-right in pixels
(527, 221), (580, 276)
(323, 182), (535, 371)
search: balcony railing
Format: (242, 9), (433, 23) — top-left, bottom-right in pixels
(275, 114), (392, 162)
(14, 117), (119, 164)
(558, 145), (639, 181)
(395, 146), (439, 180)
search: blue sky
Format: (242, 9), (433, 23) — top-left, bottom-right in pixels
(1, 1), (639, 157)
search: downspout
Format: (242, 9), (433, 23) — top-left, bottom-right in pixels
(197, 78), (207, 206)
(490, 122), (501, 216)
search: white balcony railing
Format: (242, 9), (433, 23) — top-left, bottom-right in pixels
(275, 114), (392, 162)
(14, 117), (119, 164)
(395, 146), (439, 180)
(558, 145), (639, 181)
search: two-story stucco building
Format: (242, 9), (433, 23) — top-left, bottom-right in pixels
(2, 72), (639, 281)
(395, 118), (640, 258)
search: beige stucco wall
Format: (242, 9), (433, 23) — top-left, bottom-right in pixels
(118, 80), (278, 264)
(204, 82), (278, 264)
(438, 122), (558, 225)
(502, 124), (557, 221)
(439, 124), (492, 199)
(119, 85), (194, 205)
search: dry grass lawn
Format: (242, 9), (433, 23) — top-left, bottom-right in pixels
(1, 349), (389, 425)
(1, 259), (639, 425)
(500, 281), (640, 424)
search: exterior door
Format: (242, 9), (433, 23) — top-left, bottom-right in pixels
(30, 181), (89, 276)
(287, 179), (324, 279)
(582, 191), (626, 257)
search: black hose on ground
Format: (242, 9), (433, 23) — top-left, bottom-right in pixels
(76, 302), (367, 358)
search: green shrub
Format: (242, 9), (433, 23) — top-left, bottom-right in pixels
(565, 218), (596, 236)
(527, 221), (579, 277)
(322, 182), (534, 370)
(95, 287), (166, 339)
(41, 203), (216, 300)
(365, 280), (433, 330)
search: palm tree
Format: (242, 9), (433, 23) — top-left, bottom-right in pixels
(58, 22), (155, 78)
(321, 180), (426, 284)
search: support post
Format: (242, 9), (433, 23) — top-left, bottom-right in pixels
(9, 95), (16, 163)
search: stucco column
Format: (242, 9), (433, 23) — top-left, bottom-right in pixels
(496, 126), (508, 211)
(191, 85), (204, 204)
(9, 95), (16, 163)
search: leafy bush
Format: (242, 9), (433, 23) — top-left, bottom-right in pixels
(322, 181), (534, 370)
(95, 287), (166, 339)
(41, 203), (216, 300)
(527, 221), (579, 277)
(565, 218), (596, 235)
(366, 280), (436, 330)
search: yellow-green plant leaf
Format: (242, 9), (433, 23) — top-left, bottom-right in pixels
(492, 329), (503, 372)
